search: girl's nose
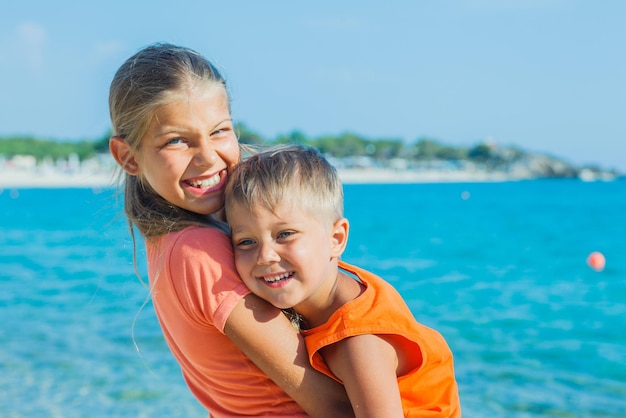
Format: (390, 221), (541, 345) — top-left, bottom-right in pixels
(194, 141), (219, 166)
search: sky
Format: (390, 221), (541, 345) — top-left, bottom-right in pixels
(1, 1), (624, 171)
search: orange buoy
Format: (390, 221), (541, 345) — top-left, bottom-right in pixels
(587, 251), (606, 272)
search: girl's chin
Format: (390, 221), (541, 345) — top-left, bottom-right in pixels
(177, 195), (225, 217)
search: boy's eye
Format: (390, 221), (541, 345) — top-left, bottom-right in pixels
(236, 238), (255, 247)
(276, 230), (295, 240)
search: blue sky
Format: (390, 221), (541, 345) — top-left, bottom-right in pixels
(1, 1), (624, 171)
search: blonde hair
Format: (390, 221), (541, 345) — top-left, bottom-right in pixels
(225, 144), (344, 223)
(109, 43), (230, 239)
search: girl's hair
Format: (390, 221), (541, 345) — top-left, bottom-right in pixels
(224, 144), (344, 223)
(109, 43), (229, 239)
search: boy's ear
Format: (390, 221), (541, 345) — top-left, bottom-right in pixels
(330, 217), (349, 258)
(109, 136), (139, 175)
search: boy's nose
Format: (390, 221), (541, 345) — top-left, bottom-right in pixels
(257, 242), (280, 265)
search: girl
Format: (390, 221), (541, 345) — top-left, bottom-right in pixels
(108, 43), (352, 418)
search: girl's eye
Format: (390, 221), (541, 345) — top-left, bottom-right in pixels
(160, 137), (185, 149)
(211, 127), (232, 138)
(166, 137), (184, 145)
(211, 122), (234, 137)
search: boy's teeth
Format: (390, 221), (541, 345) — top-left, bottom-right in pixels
(264, 272), (291, 283)
(188, 174), (219, 189)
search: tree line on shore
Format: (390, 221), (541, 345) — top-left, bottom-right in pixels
(0, 123), (526, 167)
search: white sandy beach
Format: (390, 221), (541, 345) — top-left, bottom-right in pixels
(0, 168), (119, 189)
(0, 166), (518, 189)
(336, 168), (514, 184)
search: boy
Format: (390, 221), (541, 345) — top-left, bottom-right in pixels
(224, 144), (461, 417)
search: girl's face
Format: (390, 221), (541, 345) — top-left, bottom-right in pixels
(135, 84), (240, 215)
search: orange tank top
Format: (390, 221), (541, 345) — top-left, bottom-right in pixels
(302, 261), (461, 417)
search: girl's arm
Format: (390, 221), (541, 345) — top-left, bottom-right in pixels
(320, 333), (404, 418)
(225, 293), (355, 418)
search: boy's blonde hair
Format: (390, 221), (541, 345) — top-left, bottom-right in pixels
(225, 144), (344, 223)
(109, 43), (229, 239)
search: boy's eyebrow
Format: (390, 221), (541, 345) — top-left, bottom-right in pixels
(229, 218), (295, 234)
(228, 225), (247, 236)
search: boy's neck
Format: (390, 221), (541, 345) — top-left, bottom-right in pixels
(297, 270), (365, 329)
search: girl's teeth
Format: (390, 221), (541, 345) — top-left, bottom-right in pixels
(188, 174), (219, 189)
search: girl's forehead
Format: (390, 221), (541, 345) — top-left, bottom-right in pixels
(162, 81), (226, 103)
(152, 85), (230, 124)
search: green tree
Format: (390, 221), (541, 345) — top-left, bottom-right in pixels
(413, 138), (442, 160)
(435, 146), (467, 160)
(0, 136), (104, 161)
(274, 130), (309, 145)
(235, 122), (266, 145)
(93, 131), (112, 153)
(369, 139), (404, 159)
(314, 132), (368, 157)
(467, 143), (493, 162)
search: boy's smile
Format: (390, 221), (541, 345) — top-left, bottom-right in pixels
(258, 271), (295, 287)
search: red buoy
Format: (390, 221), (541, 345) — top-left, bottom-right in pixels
(587, 251), (606, 272)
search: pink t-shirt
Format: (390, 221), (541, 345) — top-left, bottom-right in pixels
(146, 226), (306, 417)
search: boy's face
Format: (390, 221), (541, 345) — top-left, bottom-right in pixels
(229, 200), (347, 314)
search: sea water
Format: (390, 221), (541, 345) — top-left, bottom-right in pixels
(1, 180), (624, 417)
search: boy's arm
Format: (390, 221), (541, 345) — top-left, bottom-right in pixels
(321, 333), (404, 418)
(225, 293), (355, 418)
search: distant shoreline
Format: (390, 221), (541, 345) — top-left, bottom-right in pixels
(1, 167), (614, 190)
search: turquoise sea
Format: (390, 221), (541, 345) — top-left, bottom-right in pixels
(1, 179), (625, 417)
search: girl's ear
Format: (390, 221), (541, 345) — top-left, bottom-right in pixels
(109, 136), (139, 175)
(330, 217), (349, 258)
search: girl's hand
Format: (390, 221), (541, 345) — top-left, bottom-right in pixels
(225, 293), (355, 418)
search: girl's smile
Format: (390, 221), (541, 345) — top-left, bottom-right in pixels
(182, 169), (227, 196)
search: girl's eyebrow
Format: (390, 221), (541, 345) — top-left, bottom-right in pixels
(154, 118), (233, 138)
(213, 118), (233, 128)
(151, 128), (184, 141)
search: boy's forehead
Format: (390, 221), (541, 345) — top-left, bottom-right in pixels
(231, 198), (328, 224)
